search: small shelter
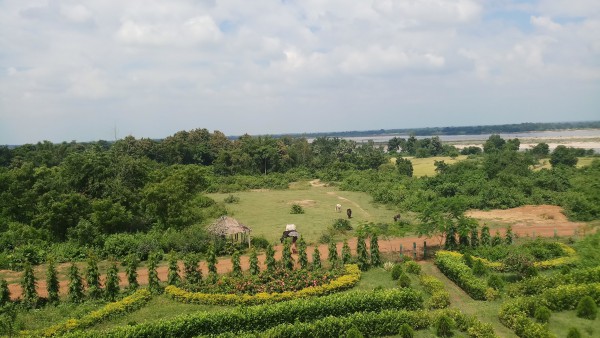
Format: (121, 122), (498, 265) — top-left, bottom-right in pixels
(207, 216), (252, 248)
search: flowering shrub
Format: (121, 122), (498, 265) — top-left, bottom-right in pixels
(165, 264), (361, 305)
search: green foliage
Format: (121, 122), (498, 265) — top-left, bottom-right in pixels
(265, 244), (276, 272)
(104, 261), (120, 301)
(85, 255), (102, 299)
(435, 314), (455, 338)
(184, 254), (202, 285)
(328, 241), (339, 268)
(567, 327), (582, 338)
(344, 326), (364, 338)
(20, 262), (38, 309)
(282, 242), (294, 271)
(207, 243), (218, 275)
(249, 249), (260, 275)
(342, 240), (352, 264)
(46, 257), (60, 304)
(480, 226), (491, 246)
(576, 296), (598, 320)
(391, 264), (403, 280)
(398, 273), (411, 288)
(0, 280), (9, 306)
(487, 274), (504, 291)
(491, 230), (502, 246)
(312, 246), (322, 270)
(167, 252), (181, 286)
(404, 261), (421, 274)
(505, 225), (513, 245)
(147, 253), (163, 295)
(399, 323), (414, 338)
(332, 218), (352, 231)
(370, 234), (381, 267)
(125, 255), (139, 291)
(396, 157), (414, 177)
(68, 263), (84, 303)
(290, 204), (305, 214)
(298, 237), (308, 269)
(250, 236), (269, 250)
(472, 259), (488, 277)
(550, 145), (578, 168)
(356, 235), (370, 271)
(533, 305), (551, 323)
(223, 194), (240, 204)
(435, 252), (487, 300)
(232, 250), (243, 276)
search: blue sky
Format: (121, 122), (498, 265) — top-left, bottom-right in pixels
(1, 0), (599, 144)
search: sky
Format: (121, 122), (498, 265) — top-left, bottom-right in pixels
(0, 0), (599, 144)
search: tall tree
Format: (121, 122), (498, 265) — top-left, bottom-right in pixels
(68, 264), (84, 303)
(46, 258), (59, 304)
(104, 262), (120, 301)
(86, 256), (102, 299)
(20, 262), (38, 309)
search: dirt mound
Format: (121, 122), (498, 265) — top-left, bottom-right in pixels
(466, 205), (584, 228)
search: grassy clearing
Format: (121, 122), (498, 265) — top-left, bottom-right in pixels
(208, 183), (398, 245)
(547, 310), (600, 338)
(532, 156), (595, 170)
(396, 156), (468, 177)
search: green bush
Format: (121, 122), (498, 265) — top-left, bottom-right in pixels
(427, 291), (451, 309)
(250, 236), (269, 250)
(567, 327), (582, 338)
(533, 305), (551, 323)
(290, 204), (305, 214)
(223, 194), (240, 204)
(398, 273), (411, 288)
(344, 326), (364, 338)
(405, 261), (421, 275)
(391, 264), (403, 280)
(435, 252), (487, 300)
(332, 218), (352, 231)
(487, 274), (504, 291)
(435, 314), (454, 338)
(399, 323), (414, 338)
(576, 296), (598, 320)
(472, 259), (488, 277)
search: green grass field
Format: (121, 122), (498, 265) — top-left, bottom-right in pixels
(208, 181), (399, 245)
(391, 156), (468, 177)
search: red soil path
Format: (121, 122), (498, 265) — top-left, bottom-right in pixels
(4, 205), (592, 300)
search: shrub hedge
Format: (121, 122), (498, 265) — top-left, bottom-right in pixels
(60, 289), (424, 338)
(164, 264), (361, 305)
(435, 251), (487, 300)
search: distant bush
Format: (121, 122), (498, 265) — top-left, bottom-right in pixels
(399, 323), (414, 338)
(332, 218), (352, 231)
(290, 204), (305, 214)
(223, 195), (240, 204)
(250, 236), (270, 250)
(391, 264), (403, 280)
(404, 261), (421, 275)
(534, 305), (551, 323)
(398, 274), (411, 288)
(567, 327), (582, 338)
(435, 314), (454, 338)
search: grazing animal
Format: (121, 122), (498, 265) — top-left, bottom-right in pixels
(335, 204), (342, 212)
(346, 208), (352, 219)
(393, 214), (401, 222)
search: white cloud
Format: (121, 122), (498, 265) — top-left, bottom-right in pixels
(60, 4), (93, 23)
(530, 16), (561, 31)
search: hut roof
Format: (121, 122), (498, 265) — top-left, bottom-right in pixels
(207, 216), (251, 236)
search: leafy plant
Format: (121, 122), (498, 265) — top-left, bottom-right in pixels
(398, 273), (411, 288)
(576, 296), (598, 320)
(265, 244), (276, 272)
(282, 242), (294, 271)
(298, 237), (308, 269)
(167, 252), (180, 286)
(184, 254), (202, 285)
(232, 250), (243, 276)
(46, 257), (59, 304)
(391, 265), (403, 280)
(345, 326), (364, 338)
(534, 305), (551, 323)
(147, 253), (162, 295)
(405, 261), (421, 275)
(207, 243), (218, 276)
(290, 204), (305, 214)
(399, 323), (414, 338)
(356, 235), (369, 271)
(332, 218), (352, 231)
(370, 234), (381, 267)
(435, 314), (454, 338)
(68, 263), (84, 303)
(20, 262), (38, 309)
(249, 249), (260, 275)
(86, 255), (102, 299)
(0, 280), (9, 306)
(104, 261), (120, 301)
(487, 274), (504, 291)
(567, 327), (582, 338)
(328, 241), (339, 268)
(342, 240), (352, 264)
(125, 254), (139, 291)
(312, 246), (322, 270)
(223, 194), (240, 204)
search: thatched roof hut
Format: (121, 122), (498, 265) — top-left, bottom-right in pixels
(207, 216), (251, 247)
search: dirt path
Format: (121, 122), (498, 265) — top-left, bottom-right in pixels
(5, 219), (586, 300)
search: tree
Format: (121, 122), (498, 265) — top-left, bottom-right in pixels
(370, 234), (381, 267)
(480, 225), (491, 246)
(20, 262), (38, 309)
(312, 246), (322, 270)
(184, 254), (202, 285)
(167, 253), (180, 286)
(46, 258), (59, 304)
(104, 262), (120, 301)
(125, 255), (139, 291)
(342, 240), (352, 264)
(0, 279), (10, 306)
(147, 253), (162, 295)
(531, 143), (550, 157)
(249, 249), (260, 275)
(265, 244), (276, 272)
(68, 264), (84, 303)
(298, 237), (308, 269)
(282, 242), (294, 271)
(356, 235), (369, 271)
(550, 145), (578, 168)
(483, 134), (505, 153)
(207, 244), (218, 276)
(86, 256), (102, 299)
(505, 225), (514, 245)
(231, 250), (242, 277)
(328, 241), (339, 268)
(396, 157), (413, 177)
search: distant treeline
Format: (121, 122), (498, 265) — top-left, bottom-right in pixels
(278, 121), (600, 139)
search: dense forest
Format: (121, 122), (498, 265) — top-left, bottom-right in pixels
(0, 128), (598, 269)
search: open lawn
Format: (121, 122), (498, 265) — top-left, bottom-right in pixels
(392, 156), (468, 177)
(208, 181), (400, 245)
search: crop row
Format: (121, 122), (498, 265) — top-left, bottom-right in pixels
(165, 264), (361, 305)
(507, 266), (600, 297)
(204, 308), (498, 338)
(23, 289), (152, 337)
(60, 288), (424, 337)
(435, 251), (488, 300)
(499, 283), (600, 338)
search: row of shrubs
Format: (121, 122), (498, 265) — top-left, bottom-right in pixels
(165, 264), (362, 305)
(499, 283), (600, 338)
(60, 289), (425, 337)
(507, 266), (600, 297)
(434, 251), (489, 301)
(420, 275), (451, 310)
(23, 289), (152, 337)
(206, 308), (498, 338)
